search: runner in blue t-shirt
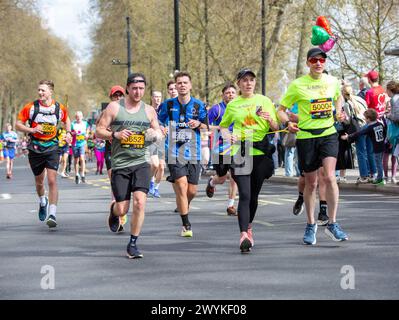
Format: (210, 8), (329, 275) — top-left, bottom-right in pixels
(158, 71), (207, 238)
(3, 123), (19, 179)
(205, 82), (238, 216)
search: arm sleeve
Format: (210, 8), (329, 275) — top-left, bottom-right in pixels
(17, 103), (32, 123)
(157, 102), (168, 125)
(207, 105), (218, 125)
(348, 125), (370, 142)
(280, 82), (297, 109)
(219, 103), (233, 128)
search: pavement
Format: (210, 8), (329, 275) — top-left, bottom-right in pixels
(0, 157), (399, 301)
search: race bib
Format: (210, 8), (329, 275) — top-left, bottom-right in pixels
(41, 123), (56, 136)
(173, 129), (192, 142)
(310, 98), (333, 119)
(76, 135), (85, 141)
(121, 132), (145, 149)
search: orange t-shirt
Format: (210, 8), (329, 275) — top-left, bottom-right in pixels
(18, 100), (68, 141)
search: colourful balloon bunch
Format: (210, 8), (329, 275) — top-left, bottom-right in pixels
(311, 16), (338, 53)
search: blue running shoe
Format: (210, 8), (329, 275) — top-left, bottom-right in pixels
(38, 197), (48, 221)
(325, 223), (348, 241)
(303, 223), (317, 245)
(148, 181), (155, 197)
(126, 242), (143, 259)
(153, 188), (161, 198)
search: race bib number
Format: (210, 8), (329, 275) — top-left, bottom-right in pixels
(173, 129), (192, 142)
(41, 123), (56, 136)
(121, 132), (145, 149)
(310, 98), (333, 119)
(76, 135), (85, 141)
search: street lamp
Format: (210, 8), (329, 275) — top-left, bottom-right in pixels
(111, 16), (132, 77)
(174, 0), (180, 72)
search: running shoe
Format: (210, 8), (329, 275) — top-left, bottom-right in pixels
(148, 181), (155, 197)
(153, 189), (161, 198)
(174, 208), (179, 213)
(239, 232), (252, 253)
(126, 242), (143, 259)
(247, 227), (254, 247)
(372, 179), (385, 186)
(303, 223), (317, 245)
(356, 177), (369, 184)
(38, 197), (49, 221)
(46, 215), (57, 228)
(81, 176), (86, 183)
(180, 225), (193, 237)
(317, 212), (329, 226)
(205, 178), (215, 198)
(325, 222), (348, 241)
(75, 175), (80, 184)
(293, 196), (304, 216)
(108, 202), (120, 233)
(60, 172), (69, 178)
(226, 206), (237, 216)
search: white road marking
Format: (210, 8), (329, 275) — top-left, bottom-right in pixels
(1, 194), (11, 200)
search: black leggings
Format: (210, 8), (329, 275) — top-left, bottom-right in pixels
(231, 155), (274, 232)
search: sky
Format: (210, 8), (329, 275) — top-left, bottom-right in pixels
(39, 0), (93, 66)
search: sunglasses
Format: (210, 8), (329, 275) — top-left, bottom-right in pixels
(308, 57), (326, 64)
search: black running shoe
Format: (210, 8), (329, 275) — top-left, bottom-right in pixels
(81, 176), (86, 183)
(108, 202), (120, 233)
(46, 215), (57, 228)
(317, 212), (329, 226)
(126, 242), (143, 259)
(293, 197), (304, 216)
(75, 175), (80, 184)
(205, 178), (215, 198)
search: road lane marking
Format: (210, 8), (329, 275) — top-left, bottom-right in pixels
(1, 194), (11, 200)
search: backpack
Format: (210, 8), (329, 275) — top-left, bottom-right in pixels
(29, 100), (60, 127)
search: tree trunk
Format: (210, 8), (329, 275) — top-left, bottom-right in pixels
(295, 0), (312, 78)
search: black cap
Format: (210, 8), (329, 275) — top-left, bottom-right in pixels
(126, 73), (147, 86)
(236, 68), (256, 81)
(307, 47), (327, 60)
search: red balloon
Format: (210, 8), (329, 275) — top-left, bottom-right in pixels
(316, 16), (333, 36)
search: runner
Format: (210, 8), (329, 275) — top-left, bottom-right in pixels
(219, 68), (278, 253)
(96, 73), (162, 259)
(278, 48), (348, 245)
(57, 128), (70, 178)
(15, 79), (71, 228)
(158, 71), (208, 238)
(149, 90), (164, 198)
(205, 82), (238, 216)
(71, 111), (89, 184)
(2, 123), (19, 179)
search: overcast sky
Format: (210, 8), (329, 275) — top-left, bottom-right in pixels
(39, 0), (93, 65)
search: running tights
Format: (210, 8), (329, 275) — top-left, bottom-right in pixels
(232, 155), (274, 232)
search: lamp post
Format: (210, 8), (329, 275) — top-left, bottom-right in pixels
(261, 0), (266, 95)
(174, 0), (180, 72)
(111, 16), (132, 77)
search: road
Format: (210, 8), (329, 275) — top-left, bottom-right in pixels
(1, 157), (398, 300)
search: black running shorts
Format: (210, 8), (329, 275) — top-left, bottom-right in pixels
(167, 162), (201, 185)
(296, 133), (339, 173)
(111, 162), (151, 202)
(28, 149), (60, 176)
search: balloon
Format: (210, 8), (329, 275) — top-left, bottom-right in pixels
(311, 26), (331, 45)
(316, 16), (333, 36)
(318, 37), (336, 52)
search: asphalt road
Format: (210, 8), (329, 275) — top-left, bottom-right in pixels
(1, 157), (398, 300)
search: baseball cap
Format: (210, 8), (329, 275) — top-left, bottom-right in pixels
(366, 70), (379, 81)
(126, 73), (147, 86)
(236, 68), (256, 81)
(109, 85), (125, 98)
(307, 47), (327, 60)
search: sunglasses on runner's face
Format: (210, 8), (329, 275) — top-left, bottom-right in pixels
(308, 57), (326, 64)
